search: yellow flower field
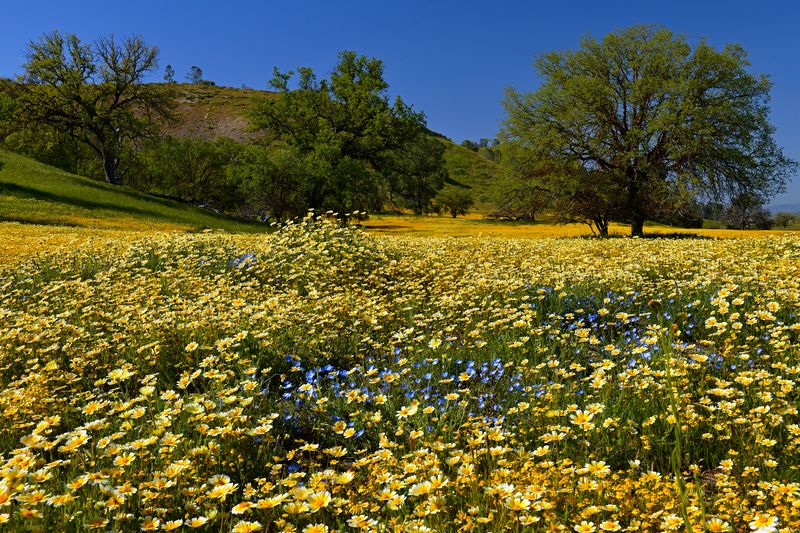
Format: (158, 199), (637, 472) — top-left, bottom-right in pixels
(1, 216), (799, 532)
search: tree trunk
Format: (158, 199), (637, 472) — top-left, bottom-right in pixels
(626, 167), (646, 237)
(630, 215), (645, 237)
(596, 218), (609, 237)
(103, 154), (121, 185)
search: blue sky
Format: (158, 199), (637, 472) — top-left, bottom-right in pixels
(1, 0), (798, 207)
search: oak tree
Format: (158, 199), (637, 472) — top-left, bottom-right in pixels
(502, 25), (796, 236)
(13, 31), (174, 184)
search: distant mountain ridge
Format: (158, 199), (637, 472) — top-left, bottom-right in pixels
(767, 203), (800, 214)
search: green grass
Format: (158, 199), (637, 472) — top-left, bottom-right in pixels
(0, 149), (266, 232)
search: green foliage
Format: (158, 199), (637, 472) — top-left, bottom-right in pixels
(11, 31), (175, 184)
(461, 138), (502, 163)
(477, 144), (502, 162)
(487, 176), (548, 222)
(250, 51), (437, 218)
(774, 212), (796, 229)
(723, 191), (773, 230)
(148, 83), (505, 213)
(389, 133), (448, 214)
(140, 137), (240, 210)
(461, 139), (480, 151)
(655, 199), (705, 229)
(503, 24), (797, 236)
(0, 82), (13, 130)
(2, 39), (507, 219)
(435, 187), (474, 218)
(1, 80), (94, 175)
(226, 143), (310, 221)
(442, 141), (509, 210)
(701, 201), (725, 222)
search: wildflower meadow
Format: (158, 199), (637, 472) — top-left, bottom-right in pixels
(1, 216), (799, 532)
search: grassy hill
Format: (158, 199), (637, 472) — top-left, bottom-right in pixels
(169, 84), (507, 211)
(0, 149), (265, 232)
(439, 141), (508, 211)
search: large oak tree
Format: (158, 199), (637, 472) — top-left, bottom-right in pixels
(502, 25), (796, 236)
(12, 31), (173, 184)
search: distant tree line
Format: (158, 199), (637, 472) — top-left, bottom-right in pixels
(460, 137), (502, 163)
(0, 32), (450, 221)
(161, 64), (215, 86)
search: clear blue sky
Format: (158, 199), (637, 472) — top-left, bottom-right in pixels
(1, 0), (799, 207)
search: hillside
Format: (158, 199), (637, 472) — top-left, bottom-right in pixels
(168, 84), (507, 210)
(0, 149), (265, 232)
(440, 142), (509, 210)
(163, 84), (277, 142)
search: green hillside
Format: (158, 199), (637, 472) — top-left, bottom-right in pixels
(169, 84), (507, 211)
(0, 149), (265, 232)
(439, 141), (509, 211)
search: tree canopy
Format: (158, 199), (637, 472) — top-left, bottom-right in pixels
(502, 25), (796, 236)
(435, 188), (474, 218)
(10, 31), (174, 184)
(249, 51), (446, 218)
(388, 131), (448, 214)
